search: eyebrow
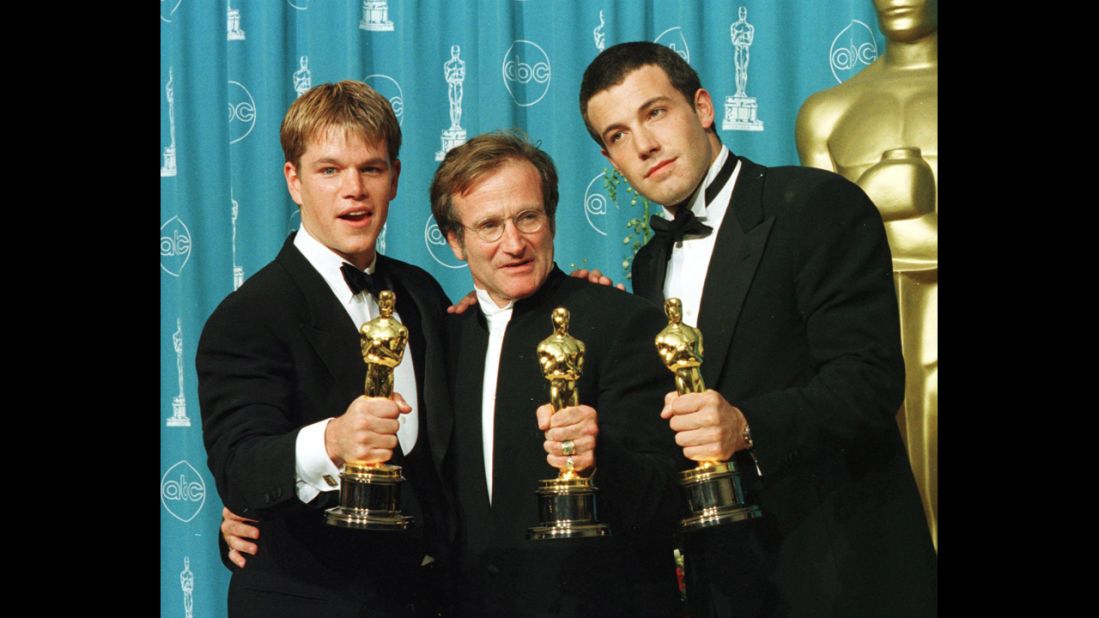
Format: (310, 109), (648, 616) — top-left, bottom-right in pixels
(601, 95), (675, 139)
(311, 157), (389, 167)
(471, 206), (544, 226)
(638, 95), (674, 111)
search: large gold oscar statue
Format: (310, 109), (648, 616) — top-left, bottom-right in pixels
(796, 0), (937, 549)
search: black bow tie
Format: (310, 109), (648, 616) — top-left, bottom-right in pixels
(649, 208), (713, 262)
(340, 263), (380, 298)
(647, 152), (738, 262)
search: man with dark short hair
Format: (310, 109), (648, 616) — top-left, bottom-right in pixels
(579, 42), (936, 617)
(198, 81), (451, 617)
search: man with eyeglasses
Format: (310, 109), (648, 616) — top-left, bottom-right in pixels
(432, 131), (684, 616)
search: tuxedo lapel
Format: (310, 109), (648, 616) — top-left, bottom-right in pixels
(698, 158), (775, 388)
(490, 310), (545, 531)
(449, 311), (495, 552)
(631, 242), (665, 304)
(276, 237), (365, 404)
(378, 255), (454, 476)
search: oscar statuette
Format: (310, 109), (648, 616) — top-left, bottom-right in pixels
(655, 298), (761, 530)
(527, 307), (610, 540)
(325, 290), (414, 530)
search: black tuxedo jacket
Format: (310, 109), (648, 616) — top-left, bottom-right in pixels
(445, 268), (684, 617)
(198, 235), (453, 617)
(633, 157), (937, 617)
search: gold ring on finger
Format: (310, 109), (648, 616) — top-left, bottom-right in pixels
(561, 439), (576, 456)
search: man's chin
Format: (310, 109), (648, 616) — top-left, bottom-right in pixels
(635, 183), (686, 208)
(499, 280), (541, 303)
(336, 242), (378, 267)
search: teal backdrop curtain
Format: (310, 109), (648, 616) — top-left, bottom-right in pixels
(161, 1), (885, 615)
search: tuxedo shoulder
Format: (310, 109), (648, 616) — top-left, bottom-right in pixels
(381, 256), (450, 304)
(765, 162), (848, 185)
(201, 259), (303, 335)
(559, 277), (664, 321)
(764, 165), (869, 206)
(751, 165), (878, 231)
(443, 300), (481, 339)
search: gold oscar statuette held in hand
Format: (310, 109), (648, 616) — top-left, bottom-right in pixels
(527, 307), (610, 540)
(325, 290), (414, 530)
(655, 298), (761, 530)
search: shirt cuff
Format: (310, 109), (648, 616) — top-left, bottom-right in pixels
(295, 418), (341, 504)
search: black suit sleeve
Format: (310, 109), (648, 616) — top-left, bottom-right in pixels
(197, 291), (317, 519)
(737, 175), (905, 475)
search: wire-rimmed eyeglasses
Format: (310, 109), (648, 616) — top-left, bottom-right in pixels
(462, 208), (548, 243)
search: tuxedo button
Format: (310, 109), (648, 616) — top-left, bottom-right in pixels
(486, 564), (500, 575)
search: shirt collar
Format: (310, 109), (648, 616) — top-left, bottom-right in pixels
(475, 286), (514, 318)
(293, 224), (378, 302)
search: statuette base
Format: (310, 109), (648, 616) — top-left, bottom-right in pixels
(678, 461), (761, 531)
(325, 463), (413, 531)
(527, 476), (610, 540)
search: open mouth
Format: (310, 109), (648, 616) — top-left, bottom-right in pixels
(339, 208), (373, 223)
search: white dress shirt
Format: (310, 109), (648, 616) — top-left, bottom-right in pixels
(291, 225), (420, 503)
(662, 146), (741, 328)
